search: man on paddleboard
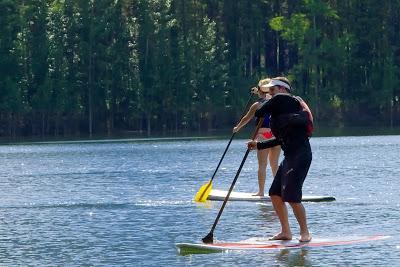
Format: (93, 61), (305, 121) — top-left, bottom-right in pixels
(247, 76), (313, 242)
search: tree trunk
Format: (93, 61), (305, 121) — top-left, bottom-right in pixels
(88, 1), (94, 138)
(41, 111), (45, 138)
(147, 113), (151, 137)
(12, 113), (17, 139)
(55, 112), (60, 136)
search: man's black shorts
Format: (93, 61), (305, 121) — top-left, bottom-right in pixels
(269, 147), (312, 203)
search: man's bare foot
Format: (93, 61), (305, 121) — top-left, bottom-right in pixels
(268, 232), (292, 241)
(298, 233), (312, 242)
(252, 192), (264, 197)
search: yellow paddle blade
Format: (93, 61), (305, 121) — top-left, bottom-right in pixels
(194, 182), (213, 202)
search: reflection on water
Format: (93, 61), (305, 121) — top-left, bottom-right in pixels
(276, 249), (310, 267)
(257, 203), (276, 221)
(194, 201), (214, 210)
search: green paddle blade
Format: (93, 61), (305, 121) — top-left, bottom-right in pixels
(194, 182), (213, 202)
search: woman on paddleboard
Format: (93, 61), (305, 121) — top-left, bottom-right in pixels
(233, 78), (281, 197)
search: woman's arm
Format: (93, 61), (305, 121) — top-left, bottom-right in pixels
(233, 102), (259, 133)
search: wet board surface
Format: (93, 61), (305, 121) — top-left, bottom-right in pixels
(207, 189), (335, 202)
(176, 235), (390, 255)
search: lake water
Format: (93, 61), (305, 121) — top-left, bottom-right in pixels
(1, 136), (400, 266)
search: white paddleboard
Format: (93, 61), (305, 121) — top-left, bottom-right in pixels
(207, 189), (335, 202)
(176, 235), (389, 255)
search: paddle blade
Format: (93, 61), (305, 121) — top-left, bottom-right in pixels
(194, 182), (213, 202)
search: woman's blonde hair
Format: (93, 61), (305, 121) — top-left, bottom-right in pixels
(258, 78), (271, 88)
(257, 78), (271, 93)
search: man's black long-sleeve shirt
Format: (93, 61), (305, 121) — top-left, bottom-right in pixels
(255, 93), (309, 154)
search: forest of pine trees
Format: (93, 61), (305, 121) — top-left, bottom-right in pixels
(1, 0), (400, 139)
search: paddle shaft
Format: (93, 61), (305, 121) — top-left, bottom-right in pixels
(209, 92), (254, 184)
(197, 93), (254, 200)
(207, 118), (264, 236)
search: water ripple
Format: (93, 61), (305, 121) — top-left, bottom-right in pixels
(0, 136), (399, 265)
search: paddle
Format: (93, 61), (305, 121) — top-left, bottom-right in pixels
(194, 92), (255, 202)
(202, 118), (264, 244)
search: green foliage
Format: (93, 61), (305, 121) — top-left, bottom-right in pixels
(1, 0), (400, 138)
(269, 15), (310, 44)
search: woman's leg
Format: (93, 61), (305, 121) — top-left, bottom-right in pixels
(254, 147), (269, 196)
(268, 145), (281, 177)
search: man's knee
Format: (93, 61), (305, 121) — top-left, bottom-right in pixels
(270, 195), (284, 204)
(288, 201), (303, 208)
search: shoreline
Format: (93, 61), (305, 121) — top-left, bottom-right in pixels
(1, 126), (400, 145)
